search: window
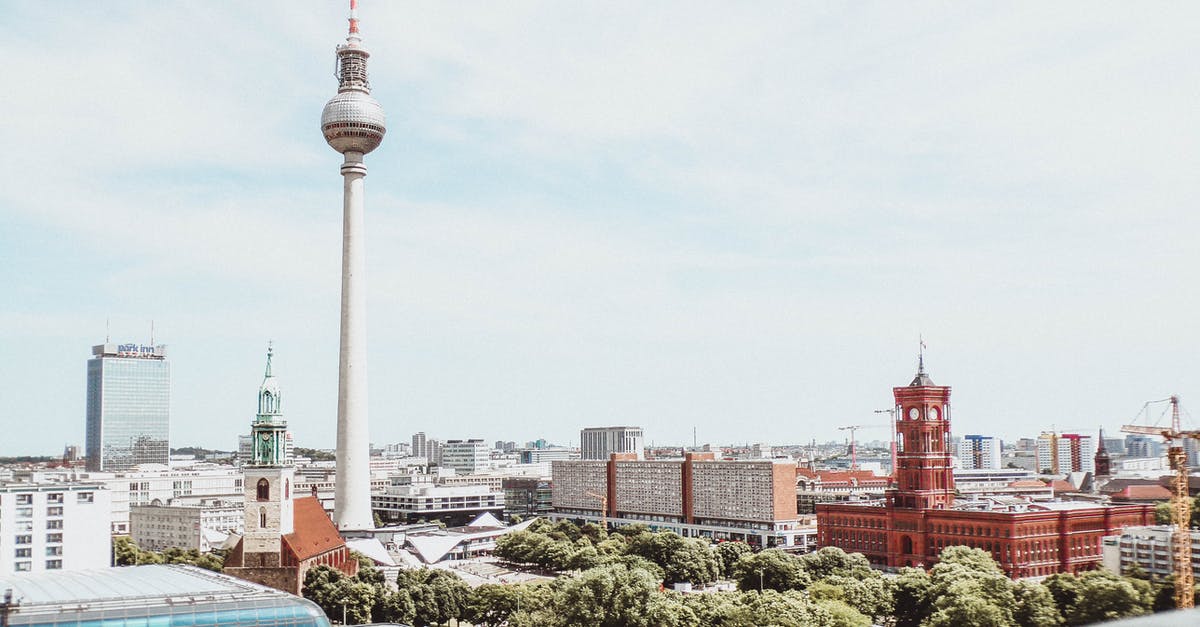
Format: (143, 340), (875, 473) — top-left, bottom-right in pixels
(46, 520), (63, 530)
(46, 533), (62, 543)
(45, 559), (62, 570)
(77, 492), (94, 504)
(14, 562), (30, 572)
(47, 507), (63, 517)
(16, 507), (33, 518)
(15, 535), (32, 545)
(257, 478), (270, 501)
(47, 493), (63, 504)
(259, 507), (267, 529)
(16, 494), (32, 505)
(15, 549), (31, 558)
(46, 546), (62, 556)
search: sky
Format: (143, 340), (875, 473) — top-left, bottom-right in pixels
(1, 1), (1199, 456)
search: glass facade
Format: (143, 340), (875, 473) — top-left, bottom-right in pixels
(86, 344), (170, 471)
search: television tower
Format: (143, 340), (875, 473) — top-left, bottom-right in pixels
(321, 0), (386, 530)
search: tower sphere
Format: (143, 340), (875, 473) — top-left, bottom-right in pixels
(321, 91), (386, 155)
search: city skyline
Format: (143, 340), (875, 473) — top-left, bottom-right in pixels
(3, 2), (1200, 455)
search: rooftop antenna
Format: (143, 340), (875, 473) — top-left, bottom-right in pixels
(150, 320), (155, 345)
(105, 317), (110, 343)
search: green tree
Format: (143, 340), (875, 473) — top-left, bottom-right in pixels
(814, 599), (871, 627)
(375, 589), (416, 625)
(396, 568), (470, 626)
(1012, 580), (1063, 627)
(732, 549), (810, 592)
(797, 546), (870, 580)
(555, 563), (662, 627)
(891, 567), (933, 627)
(924, 546), (1017, 627)
(715, 541), (752, 578)
(1063, 571), (1151, 625)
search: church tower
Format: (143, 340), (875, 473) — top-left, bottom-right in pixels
(1094, 428), (1112, 478)
(240, 344), (295, 566)
(887, 355), (955, 510)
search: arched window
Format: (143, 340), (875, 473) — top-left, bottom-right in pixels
(285, 479), (290, 499)
(259, 507), (267, 529)
(257, 478), (270, 501)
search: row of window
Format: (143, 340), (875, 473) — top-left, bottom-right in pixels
(13, 560), (61, 571)
(2, 492), (94, 505)
(14, 547), (62, 557)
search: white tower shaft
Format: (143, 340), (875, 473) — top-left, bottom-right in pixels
(334, 151), (372, 530)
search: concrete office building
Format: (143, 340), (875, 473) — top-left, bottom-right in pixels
(130, 498), (243, 552)
(552, 453), (813, 550)
(65, 467), (244, 535)
(372, 475), (505, 526)
(442, 439), (490, 474)
(0, 482), (110, 575)
(85, 342), (170, 471)
(581, 426), (644, 460)
(412, 431), (427, 458)
(958, 434), (1002, 470)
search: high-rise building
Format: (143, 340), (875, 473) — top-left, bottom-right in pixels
(412, 432), (427, 458)
(580, 426), (644, 460)
(323, 0), (387, 531)
(85, 342), (170, 471)
(1124, 435), (1163, 458)
(958, 435), (1002, 470)
(442, 439), (490, 474)
(1037, 432), (1098, 474)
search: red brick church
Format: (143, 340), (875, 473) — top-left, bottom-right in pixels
(816, 357), (1153, 578)
(224, 347), (358, 594)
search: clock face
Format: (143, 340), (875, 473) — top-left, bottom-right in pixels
(928, 406), (939, 420)
(908, 407), (920, 420)
(260, 432), (270, 441)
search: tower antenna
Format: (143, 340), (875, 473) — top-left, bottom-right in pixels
(105, 317), (110, 343)
(150, 320), (155, 345)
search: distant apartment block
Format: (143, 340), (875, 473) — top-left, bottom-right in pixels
(69, 467), (245, 534)
(580, 426), (644, 460)
(130, 498), (243, 552)
(1102, 525), (1200, 579)
(552, 453), (814, 550)
(0, 482), (111, 574)
(442, 439), (490, 474)
(1036, 432), (1097, 474)
(958, 435), (1002, 470)
(502, 477), (553, 520)
(412, 432), (428, 458)
(519, 447), (576, 464)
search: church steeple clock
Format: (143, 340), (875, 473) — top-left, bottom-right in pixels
(241, 344), (295, 566)
(887, 354), (955, 510)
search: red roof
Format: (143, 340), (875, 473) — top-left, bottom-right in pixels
(1114, 485), (1172, 500)
(283, 496), (347, 562)
(1049, 479), (1079, 493)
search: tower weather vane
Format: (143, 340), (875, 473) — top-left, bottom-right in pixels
(320, 0), (386, 531)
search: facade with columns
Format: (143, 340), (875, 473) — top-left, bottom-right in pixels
(817, 359), (1153, 578)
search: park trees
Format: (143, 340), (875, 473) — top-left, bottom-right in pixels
(731, 549), (810, 592)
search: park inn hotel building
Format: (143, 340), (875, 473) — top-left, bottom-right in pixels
(551, 453), (814, 551)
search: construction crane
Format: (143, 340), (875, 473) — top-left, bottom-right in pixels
(1121, 395), (1200, 609)
(837, 424), (891, 471)
(584, 490), (608, 529)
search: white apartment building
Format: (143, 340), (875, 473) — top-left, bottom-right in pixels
(581, 426), (644, 460)
(371, 475), (504, 525)
(61, 467), (245, 534)
(1036, 432), (1097, 474)
(130, 498), (243, 552)
(958, 435), (1002, 470)
(441, 439), (490, 474)
(0, 482), (111, 574)
(1102, 525), (1200, 579)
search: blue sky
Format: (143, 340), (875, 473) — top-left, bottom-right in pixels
(1, 1), (1199, 455)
